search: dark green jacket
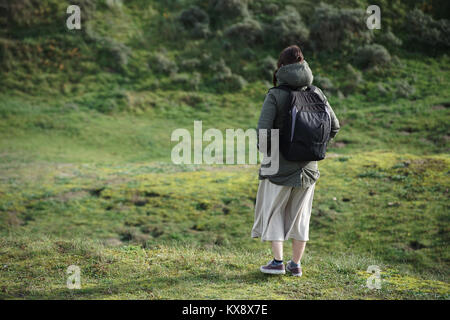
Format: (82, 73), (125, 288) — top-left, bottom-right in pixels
(257, 61), (340, 187)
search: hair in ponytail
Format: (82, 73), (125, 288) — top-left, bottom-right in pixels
(272, 45), (304, 86)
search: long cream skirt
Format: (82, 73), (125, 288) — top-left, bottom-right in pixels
(251, 178), (315, 242)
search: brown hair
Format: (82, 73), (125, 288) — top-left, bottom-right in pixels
(272, 45), (304, 86)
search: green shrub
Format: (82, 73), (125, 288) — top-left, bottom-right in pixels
(341, 64), (363, 95)
(97, 38), (131, 73)
(179, 93), (206, 108)
(178, 6), (210, 39)
(262, 3), (278, 16)
(404, 9), (450, 50)
(209, 58), (232, 78)
(72, 0), (98, 19)
(354, 44), (391, 69)
(314, 75), (341, 97)
(309, 3), (372, 52)
(209, 59), (246, 91)
(0, 38), (16, 71)
(214, 73), (247, 92)
(377, 30), (402, 49)
(314, 75), (333, 91)
(179, 6), (209, 28)
(395, 79), (416, 99)
(224, 18), (263, 46)
(241, 47), (255, 59)
(209, 0), (249, 19)
(390, 55), (404, 69)
(376, 82), (389, 97)
(180, 58), (201, 70)
(84, 26), (131, 74)
(171, 72), (202, 90)
(149, 52), (178, 75)
(271, 7), (309, 47)
(105, 0), (123, 10)
(1, 0), (75, 28)
(260, 56), (277, 80)
(190, 23), (211, 39)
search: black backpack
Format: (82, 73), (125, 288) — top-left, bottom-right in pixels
(272, 85), (331, 161)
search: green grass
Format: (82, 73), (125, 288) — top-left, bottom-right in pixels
(0, 152), (448, 299)
(1, 68), (449, 164)
(1, 237), (448, 300)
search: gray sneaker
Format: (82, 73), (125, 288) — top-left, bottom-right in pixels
(260, 260), (285, 275)
(286, 260), (302, 277)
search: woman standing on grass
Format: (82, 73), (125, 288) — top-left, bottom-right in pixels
(251, 45), (340, 276)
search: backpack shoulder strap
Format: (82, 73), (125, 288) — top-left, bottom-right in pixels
(307, 85), (328, 104)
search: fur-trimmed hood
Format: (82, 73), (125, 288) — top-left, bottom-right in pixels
(276, 60), (314, 88)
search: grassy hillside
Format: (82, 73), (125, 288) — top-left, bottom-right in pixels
(0, 0), (449, 299)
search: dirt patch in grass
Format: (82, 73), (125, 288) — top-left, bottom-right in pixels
(326, 153), (341, 158)
(431, 103), (449, 110)
(52, 190), (90, 202)
(6, 212), (24, 227)
(103, 238), (123, 247)
(330, 141), (347, 148)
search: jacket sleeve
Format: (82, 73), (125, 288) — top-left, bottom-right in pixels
(257, 91), (277, 151)
(314, 87), (340, 140)
(327, 102), (340, 140)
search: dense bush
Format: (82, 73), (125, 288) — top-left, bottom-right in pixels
(364, 81), (391, 101)
(395, 79), (416, 99)
(191, 23), (211, 39)
(209, 0), (249, 19)
(261, 3), (278, 16)
(84, 27), (131, 73)
(271, 7), (309, 47)
(224, 18), (263, 46)
(105, 0), (122, 9)
(377, 30), (402, 50)
(214, 73), (247, 92)
(0, 38), (19, 70)
(313, 75), (332, 90)
(209, 58), (246, 92)
(149, 52), (178, 75)
(210, 58), (232, 77)
(309, 3), (372, 52)
(0, 0), (68, 28)
(375, 82), (389, 97)
(0, 38), (8, 65)
(354, 44), (391, 70)
(260, 56), (277, 80)
(341, 64), (363, 95)
(171, 72), (202, 90)
(404, 9), (450, 50)
(241, 47), (256, 59)
(314, 75), (338, 97)
(46, 0), (100, 26)
(179, 6), (209, 28)
(390, 55), (404, 68)
(179, 58), (201, 70)
(178, 6), (210, 39)
(97, 38), (131, 73)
